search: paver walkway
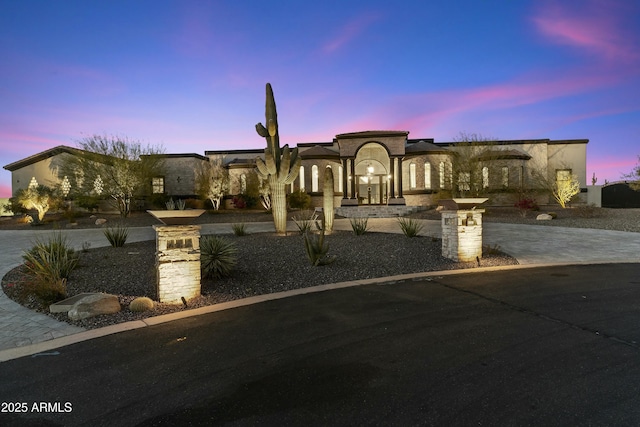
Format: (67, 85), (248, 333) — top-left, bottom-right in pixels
(0, 218), (638, 352)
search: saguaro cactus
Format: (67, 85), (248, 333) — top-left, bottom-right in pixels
(323, 169), (334, 234)
(255, 83), (301, 235)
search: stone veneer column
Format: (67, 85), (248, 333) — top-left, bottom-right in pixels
(441, 210), (485, 262)
(153, 225), (202, 304)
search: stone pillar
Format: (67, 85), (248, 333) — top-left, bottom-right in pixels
(342, 158), (349, 198)
(441, 209), (485, 262)
(349, 158), (356, 199)
(153, 225), (202, 304)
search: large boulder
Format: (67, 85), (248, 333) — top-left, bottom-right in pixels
(68, 293), (121, 321)
(95, 218), (107, 225)
(536, 213), (553, 221)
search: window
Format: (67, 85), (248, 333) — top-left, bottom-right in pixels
(458, 172), (471, 192)
(556, 169), (571, 182)
(241, 174), (247, 194)
(424, 162), (431, 189)
(312, 165), (319, 192)
(439, 162), (445, 189)
(482, 167), (489, 189)
(152, 177), (164, 194)
(409, 163), (417, 189)
(502, 167), (509, 188)
(338, 165), (343, 193)
(299, 166), (305, 191)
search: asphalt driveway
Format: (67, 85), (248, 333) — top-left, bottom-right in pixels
(1, 263), (640, 426)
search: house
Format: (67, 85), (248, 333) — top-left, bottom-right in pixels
(3, 131), (588, 211)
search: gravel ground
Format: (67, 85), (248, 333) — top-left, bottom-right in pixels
(2, 206), (638, 330)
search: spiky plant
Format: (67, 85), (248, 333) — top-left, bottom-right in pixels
(255, 83), (301, 235)
(231, 222), (247, 236)
(201, 235), (238, 279)
(129, 297), (154, 312)
(397, 217), (424, 237)
(22, 232), (78, 287)
(303, 223), (336, 266)
(323, 168), (334, 234)
(349, 217), (369, 235)
(103, 223), (129, 247)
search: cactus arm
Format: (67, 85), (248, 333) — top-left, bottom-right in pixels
(283, 155), (301, 185)
(264, 149), (277, 175)
(280, 145), (291, 180)
(255, 157), (269, 178)
(256, 123), (269, 138)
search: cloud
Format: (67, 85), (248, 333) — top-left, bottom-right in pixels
(322, 12), (382, 54)
(532, 1), (639, 63)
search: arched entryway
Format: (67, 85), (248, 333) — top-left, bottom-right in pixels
(355, 143), (390, 205)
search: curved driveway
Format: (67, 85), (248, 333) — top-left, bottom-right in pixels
(0, 218), (638, 353)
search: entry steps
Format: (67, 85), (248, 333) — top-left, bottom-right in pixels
(333, 205), (425, 218)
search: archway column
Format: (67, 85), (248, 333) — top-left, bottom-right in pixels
(389, 158), (395, 198)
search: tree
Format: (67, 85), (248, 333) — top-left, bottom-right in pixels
(195, 159), (229, 210)
(552, 172), (580, 208)
(58, 135), (165, 217)
(448, 132), (500, 197)
(255, 83), (300, 235)
(15, 185), (62, 223)
(622, 156), (640, 190)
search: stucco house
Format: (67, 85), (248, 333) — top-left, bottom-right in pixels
(3, 130), (588, 212)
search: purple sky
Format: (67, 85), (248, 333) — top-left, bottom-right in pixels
(1, 0), (639, 198)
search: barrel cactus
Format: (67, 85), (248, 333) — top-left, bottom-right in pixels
(323, 169), (334, 234)
(129, 297), (154, 312)
(255, 83), (301, 235)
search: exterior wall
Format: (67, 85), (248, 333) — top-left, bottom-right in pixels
(10, 153), (71, 195)
(299, 159), (342, 195)
(548, 142), (588, 187)
(163, 156), (209, 197)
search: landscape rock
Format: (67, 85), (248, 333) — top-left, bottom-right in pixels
(95, 218), (107, 225)
(68, 293), (121, 320)
(536, 213), (553, 221)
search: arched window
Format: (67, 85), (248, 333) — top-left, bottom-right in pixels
(502, 167), (509, 188)
(409, 163), (417, 189)
(439, 162), (445, 189)
(312, 165), (319, 192)
(424, 162), (431, 189)
(299, 166), (305, 191)
(482, 167), (489, 189)
(338, 165), (343, 193)
(240, 174), (247, 194)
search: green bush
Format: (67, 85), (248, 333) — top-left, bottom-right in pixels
(103, 223), (129, 247)
(288, 190), (311, 210)
(22, 232), (78, 291)
(349, 217), (369, 235)
(397, 217), (424, 237)
(231, 223), (247, 236)
(201, 235), (238, 279)
(75, 194), (101, 212)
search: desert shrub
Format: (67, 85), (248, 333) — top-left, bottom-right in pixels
(350, 217), (369, 235)
(129, 297), (154, 312)
(3, 196), (28, 216)
(514, 197), (538, 217)
(483, 243), (503, 255)
(231, 223), (247, 236)
(103, 223), (129, 247)
(22, 232), (78, 291)
(201, 235), (238, 279)
(397, 217), (424, 237)
(288, 190), (311, 210)
(303, 228), (336, 266)
(147, 193), (170, 209)
(75, 194), (101, 212)
(232, 194), (258, 209)
(572, 204), (602, 218)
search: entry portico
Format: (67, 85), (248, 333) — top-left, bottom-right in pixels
(336, 130), (408, 207)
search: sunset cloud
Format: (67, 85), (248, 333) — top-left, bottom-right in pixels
(532, 1), (639, 63)
(322, 12), (382, 54)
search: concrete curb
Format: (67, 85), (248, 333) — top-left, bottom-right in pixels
(2, 259), (638, 362)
